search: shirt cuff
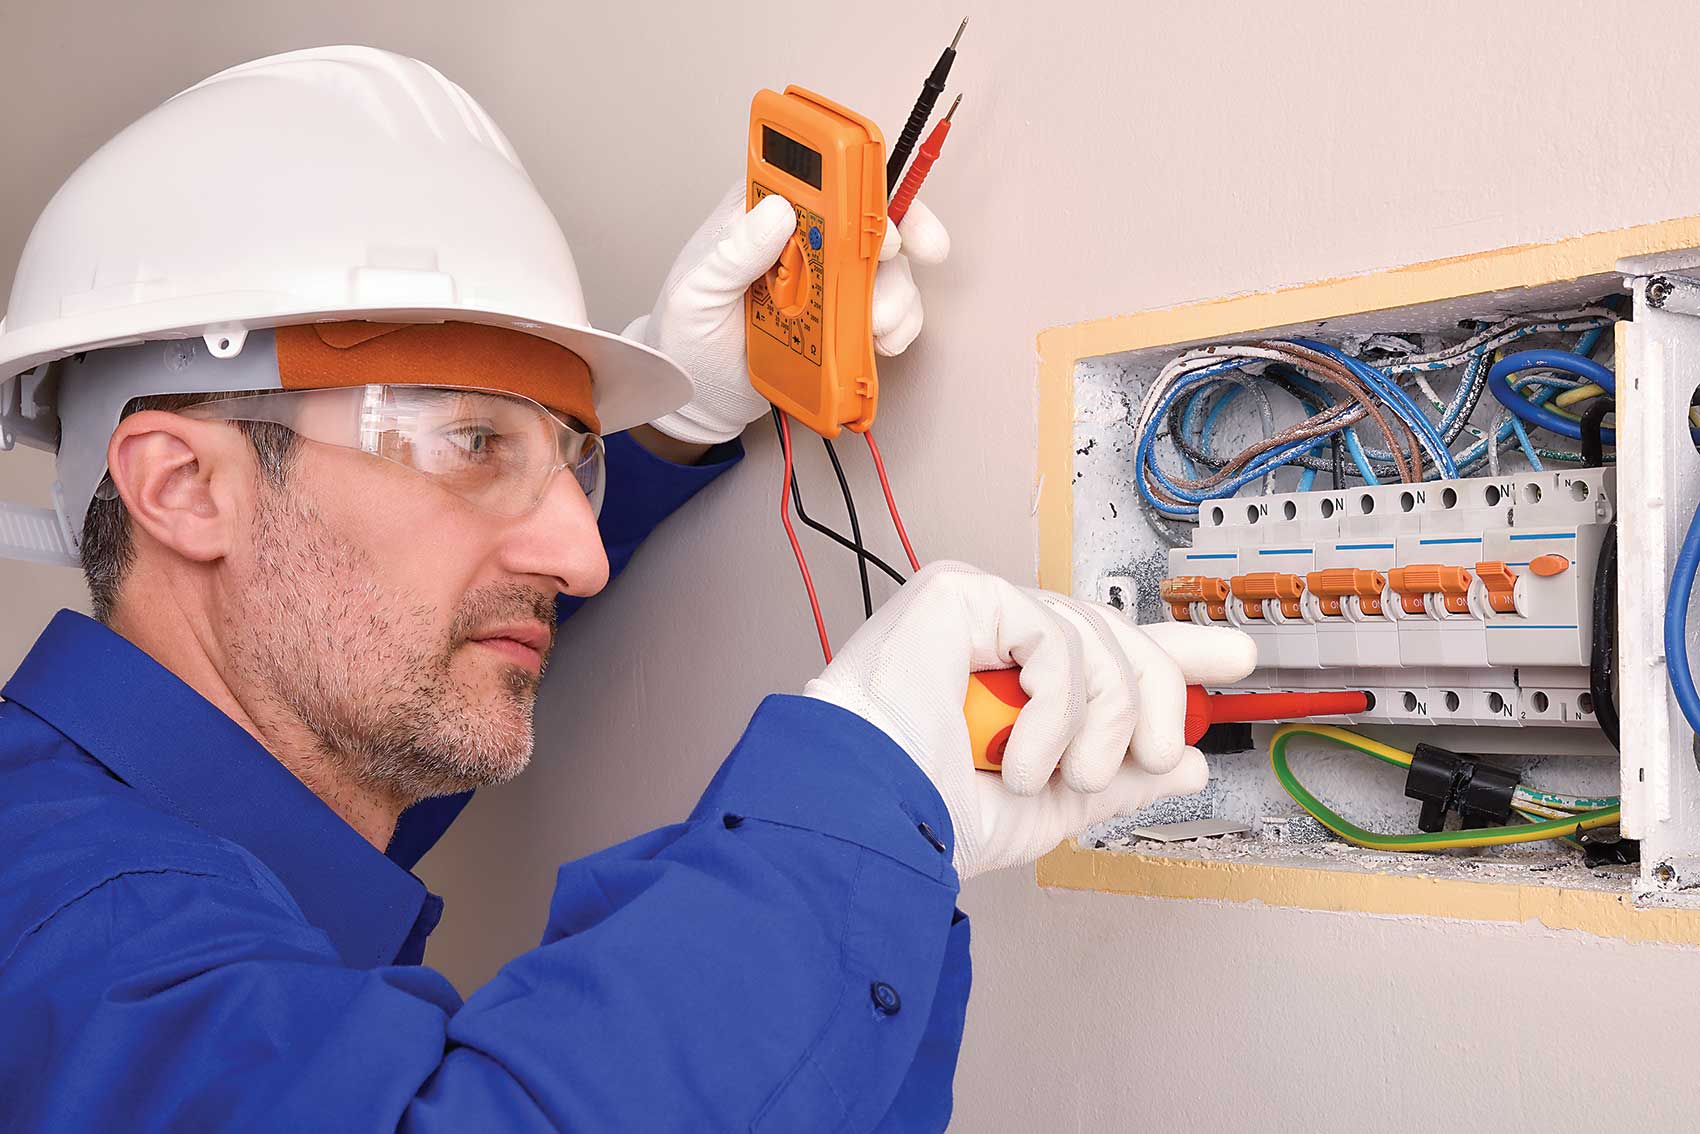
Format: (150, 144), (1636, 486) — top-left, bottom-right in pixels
(692, 695), (958, 887)
(596, 429), (742, 549)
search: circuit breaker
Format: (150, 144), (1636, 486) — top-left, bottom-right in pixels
(1160, 468), (1613, 733)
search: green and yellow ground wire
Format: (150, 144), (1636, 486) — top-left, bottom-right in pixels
(1269, 724), (1621, 852)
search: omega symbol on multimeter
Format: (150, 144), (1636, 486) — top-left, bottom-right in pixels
(749, 182), (826, 365)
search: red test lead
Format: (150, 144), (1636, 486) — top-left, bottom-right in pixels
(888, 95), (959, 227)
(886, 17), (968, 198)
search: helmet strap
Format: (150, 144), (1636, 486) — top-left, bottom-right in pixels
(0, 496), (79, 566)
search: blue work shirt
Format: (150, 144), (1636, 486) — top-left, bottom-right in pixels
(0, 433), (970, 1132)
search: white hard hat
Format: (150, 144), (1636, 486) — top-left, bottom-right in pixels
(0, 45), (691, 565)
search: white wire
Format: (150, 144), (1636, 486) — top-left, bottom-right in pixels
(1381, 308), (1617, 373)
(1130, 307), (1622, 507)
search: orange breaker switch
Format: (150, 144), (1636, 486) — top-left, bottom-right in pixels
(1530, 554), (1570, 577)
(1474, 561), (1520, 614)
(1160, 575), (1230, 622)
(1387, 563), (1473, 616)
(1230, 572), (1304, 620)
(1305, 568), (1386, 617)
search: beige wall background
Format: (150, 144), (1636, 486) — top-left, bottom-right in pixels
(7, 1), (1700, 1128)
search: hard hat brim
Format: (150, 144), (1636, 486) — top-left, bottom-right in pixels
(0, 304), (693, 437)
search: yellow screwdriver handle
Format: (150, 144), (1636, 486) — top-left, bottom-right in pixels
(964, 669), (1030, 772)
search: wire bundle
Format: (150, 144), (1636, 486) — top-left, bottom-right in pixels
(1135, 303), (1634, 774)
(1131, 307), (1621, 533)
(1270, 724), (1620, 852)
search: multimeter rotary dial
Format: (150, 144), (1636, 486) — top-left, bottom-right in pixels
(769, 234), (812, 320)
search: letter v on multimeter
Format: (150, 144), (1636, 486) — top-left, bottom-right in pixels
(746, 86), (887, 438)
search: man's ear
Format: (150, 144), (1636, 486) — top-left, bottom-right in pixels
(106, 410), (253, 563)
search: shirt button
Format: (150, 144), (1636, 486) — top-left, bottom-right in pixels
(870, 981), (902, 1016)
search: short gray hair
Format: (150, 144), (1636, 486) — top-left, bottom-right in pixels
(80, 391), (300, 622)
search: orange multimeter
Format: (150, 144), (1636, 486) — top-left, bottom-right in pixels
(746, 86), (887, 437)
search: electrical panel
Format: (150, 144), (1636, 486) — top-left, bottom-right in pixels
(1057, 230), (1700, 902)
(1161, 468), (1614, 734)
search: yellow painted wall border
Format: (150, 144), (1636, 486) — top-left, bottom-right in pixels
(1038, 843), (1700, 947)
(1031, 212), (1700, 944)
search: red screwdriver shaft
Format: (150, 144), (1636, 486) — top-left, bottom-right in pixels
(966, 670), (1371, 771)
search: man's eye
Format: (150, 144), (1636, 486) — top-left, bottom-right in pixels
(442, 425), (497, 456)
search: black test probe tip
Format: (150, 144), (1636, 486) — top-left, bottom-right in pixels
(885, 17), (968, 198)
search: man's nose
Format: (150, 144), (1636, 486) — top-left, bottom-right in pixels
(500, 466), (610, 597)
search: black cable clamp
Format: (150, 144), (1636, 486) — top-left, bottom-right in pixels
(1582, 837), (1640, 867)
(1403, 744), (1519, 833)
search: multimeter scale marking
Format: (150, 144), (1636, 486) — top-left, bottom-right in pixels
(749, 181), (825, 366)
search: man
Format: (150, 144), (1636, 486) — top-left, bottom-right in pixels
(0, 47), (1252, 1131)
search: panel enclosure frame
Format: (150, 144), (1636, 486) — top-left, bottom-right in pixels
(1615, 273), (1700, 888)
(1032, 214), (1700, 940)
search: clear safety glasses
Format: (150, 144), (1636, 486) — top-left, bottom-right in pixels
(174, 384), (606, 517)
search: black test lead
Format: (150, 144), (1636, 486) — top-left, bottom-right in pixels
(888, 94), (959, 225)
(885, 16), (967, 198)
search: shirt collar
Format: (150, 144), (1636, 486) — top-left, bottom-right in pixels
(3, 609), (428, 970)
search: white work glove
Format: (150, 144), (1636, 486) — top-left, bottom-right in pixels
(804, 562), (1257, 880)
(631, 182), (951, 445)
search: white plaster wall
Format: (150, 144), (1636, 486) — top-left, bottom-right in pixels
(5, 1), (1700, 1127)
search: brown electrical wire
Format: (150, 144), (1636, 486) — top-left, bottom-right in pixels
(1273, 340), (1423, 482)
(1147, 341), (1422, 506)
(1167, 403), (1366, 496)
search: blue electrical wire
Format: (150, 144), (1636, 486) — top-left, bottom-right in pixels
(1136, 362), (1253, 516)
(1451, 413), (1524, 473)
(1665, 496), (1700, 736)
(1449, 329), (1607, 473)
(1274, 388), (1328, 490)
(1142, 338), (1460, 516)
(1449, 385), (1567, 474)
(1198, 385), (1244, 452)
(1269, 373), (1352, 491)
(1180, 373), (1276, 479)
(1139, 318), (1619, 520)
(1177, 383), (1219, 477)
(1506, 372), (1576, 469)
(1289, 338), (1460, 477)
(1293, 339), (1435, 442)
(1385, 315), (1613, 466)
(1487, 351), (1618, 444)
(1508, 414), (1543, 471)
(1140, 410), (1315, 514)
(1347, 430), (1380, 485)
(1267, 367), (1378, 482)
(1136, 363), (1329, 516)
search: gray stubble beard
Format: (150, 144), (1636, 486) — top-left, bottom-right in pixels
(230, 486), (555, 808)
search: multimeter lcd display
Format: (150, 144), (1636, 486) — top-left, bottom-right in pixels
(761, 126), (822, 190)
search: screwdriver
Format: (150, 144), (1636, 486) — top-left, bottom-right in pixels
(964, 669), (1371, 772)
(888, 95), (958, 227)
(886, 17), (967, 197)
